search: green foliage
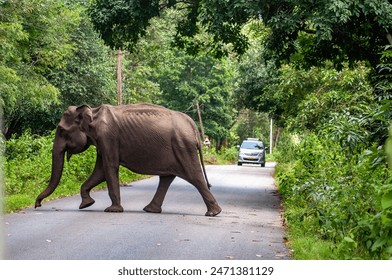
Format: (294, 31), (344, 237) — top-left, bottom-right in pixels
(49, 9), (116, 108)
(4, 131), (143, 213)
(275, 130), (392, 259)
(270, 40), (392, 260)
(154, 54), (235, 141)
(0, 0), (82, 138)
(263, 0), (392, 68)
(202, 146), (238, 165)
(88, 0), (161, 51)
(125, 9), (237, 144)
(236, 51), (373, 129)
(3, 0), (392, 261)
(232, 109), (270, 143)
(0, 0), (119, 138)
(88, 0), (392, 70)
(88, 0), (254, 57)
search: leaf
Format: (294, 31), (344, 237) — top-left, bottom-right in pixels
(381, 191), (392, 210)
(381, 212), (392, 225)
(371, 238), (387, 251)
(343, 237), (355, 243)
(342, 237), (357, 249)
(385, 246), (392, 254)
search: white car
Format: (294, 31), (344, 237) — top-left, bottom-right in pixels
(237, 138), (266, 167)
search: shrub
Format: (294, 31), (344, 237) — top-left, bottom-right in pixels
(276, 131), (392, 259)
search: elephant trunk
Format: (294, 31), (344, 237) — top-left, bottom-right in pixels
(35, 129), (66, 208)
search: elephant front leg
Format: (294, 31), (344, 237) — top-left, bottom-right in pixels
(101, 153), (124, 212)
(80, 154), (105, 209)
(104, 185), (124, 212)
(104, 172), (124, 213)
(144, 175), (176, 213)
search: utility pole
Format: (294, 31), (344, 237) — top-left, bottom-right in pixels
(116, 49), (123, 105)
(270, 118), (273, 154)
(195, 100), (205, 140)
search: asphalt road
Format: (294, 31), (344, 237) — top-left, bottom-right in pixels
(3, 163), (290, 260)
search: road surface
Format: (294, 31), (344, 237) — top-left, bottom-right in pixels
(3, 163), (290, 260)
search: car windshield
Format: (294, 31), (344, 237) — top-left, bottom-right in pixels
(241, 141), (264, 150)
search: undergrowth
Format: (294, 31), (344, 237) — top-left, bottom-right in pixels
(275, 133), (392, 259)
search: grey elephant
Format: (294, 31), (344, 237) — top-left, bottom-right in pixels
(35, 103), (222, 216)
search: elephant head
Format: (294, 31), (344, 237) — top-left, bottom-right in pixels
(35, 105), (93, 208)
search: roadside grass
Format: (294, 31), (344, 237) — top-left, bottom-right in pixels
(280, 196), (340, 259)
(288, 235), (337, 260)
(282, 203), (374, 260)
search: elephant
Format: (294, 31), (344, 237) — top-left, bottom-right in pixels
(35, 103), (222, 216)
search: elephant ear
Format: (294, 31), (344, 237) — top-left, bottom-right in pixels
(76, 105), (93, 132)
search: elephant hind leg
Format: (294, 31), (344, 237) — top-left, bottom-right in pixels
(186, 174), (222, 217)
(144, 175), (176, 213)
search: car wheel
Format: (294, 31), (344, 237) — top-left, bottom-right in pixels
(237, 162), (242, 166)
(260, 163), (265, 167)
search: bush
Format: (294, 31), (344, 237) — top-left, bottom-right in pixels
(202, 146), (238, 164)
(275, 132), (392, 259)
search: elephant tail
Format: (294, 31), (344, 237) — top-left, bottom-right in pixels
(197, 141), (212, 190)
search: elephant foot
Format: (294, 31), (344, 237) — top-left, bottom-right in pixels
(104, 205), (124, 212)
(34, 200), (42, 208)
(143, 203), (162, 213)
(205, 205), (222, 217)
(79, 198), (95, 209)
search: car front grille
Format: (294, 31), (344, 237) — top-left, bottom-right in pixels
(244, 152), (260, 156)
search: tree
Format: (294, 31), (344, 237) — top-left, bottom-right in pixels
(236, 43), (374, 130)
(88, 0), (162, 51)
(89, 6), (237, 148)
(264, 0), (392, 69)
(0, 0), (122, 137)
(88, 0), (392, 69)
(136, 9), (236, 148)
(49, 8), (116, 108)
(0, 0), (81, 138)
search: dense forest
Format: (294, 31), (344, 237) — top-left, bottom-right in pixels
(1, 0), (392, 259)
